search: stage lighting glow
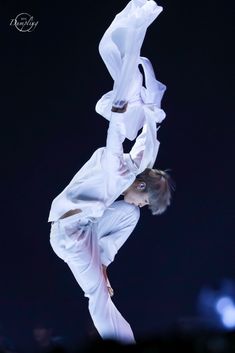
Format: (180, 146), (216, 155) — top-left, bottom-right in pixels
(221, 307), (235, 329)
(215, 296), (235, 329)
(216, 297), (234, 315)
(198, 279), (235, 330)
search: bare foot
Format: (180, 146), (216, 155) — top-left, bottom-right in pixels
(102, 265), (114, 297)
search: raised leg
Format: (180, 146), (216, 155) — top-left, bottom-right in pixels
(98, 0), (163, 109)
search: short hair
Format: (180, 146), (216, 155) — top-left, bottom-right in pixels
(136, 168), (175, 215)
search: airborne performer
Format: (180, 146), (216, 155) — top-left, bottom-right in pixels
(48, 0), (174, 344)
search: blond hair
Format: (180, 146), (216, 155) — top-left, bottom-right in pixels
(136, 168), (175, 215)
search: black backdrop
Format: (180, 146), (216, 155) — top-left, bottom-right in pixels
(1, 0), (234, 348)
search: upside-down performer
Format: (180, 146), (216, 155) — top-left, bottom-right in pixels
(48, 0), (174, 344)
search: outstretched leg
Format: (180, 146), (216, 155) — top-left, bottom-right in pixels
(50, 216), (135, 343)
(98, 0), (163, 109)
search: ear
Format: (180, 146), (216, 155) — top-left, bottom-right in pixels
(136, 181), (146, 191)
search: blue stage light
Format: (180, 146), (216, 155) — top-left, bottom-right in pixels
(198, 279), (235, 330)
(216, 297), (234, 315)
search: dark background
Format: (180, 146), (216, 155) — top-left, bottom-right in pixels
(1, 0), (234, 349)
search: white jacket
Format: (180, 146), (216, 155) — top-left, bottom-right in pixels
(48, 0), (166, 222)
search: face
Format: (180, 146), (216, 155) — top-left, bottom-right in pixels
(124, 182), (149, 208)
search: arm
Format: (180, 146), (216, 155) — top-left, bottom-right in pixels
(129, 123), (148, 170)
(129, 106), (164, 173)
(103, 111), (127, 173)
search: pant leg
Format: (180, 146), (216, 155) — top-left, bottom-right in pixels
(98, 4), (144, 105)
(98, 0), (163, 107)
(49, 216), (135, 343)
(96, 201), (140, 267)
(98, 0), (139, 82)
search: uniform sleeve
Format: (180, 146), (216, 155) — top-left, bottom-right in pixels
(129, 123), (148, 169)
(102, 112), (127, 174)
(129, 105), (165, 173)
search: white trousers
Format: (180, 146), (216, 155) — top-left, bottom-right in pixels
(96, 0), (163, 140)
(99, 0), (162, 105)
(50, 201), (140, 343)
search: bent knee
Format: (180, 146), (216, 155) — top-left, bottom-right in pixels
(113, 200), (140, 223)
(127, 203), (140, 224)
(124, 201), (140, 216)
(98, 36), (110, 58)
(49, 224), (67, 260)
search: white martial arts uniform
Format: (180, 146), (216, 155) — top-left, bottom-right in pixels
(49, 0), (166, 343)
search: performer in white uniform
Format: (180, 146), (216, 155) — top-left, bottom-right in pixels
(49, 0), (173, 344)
